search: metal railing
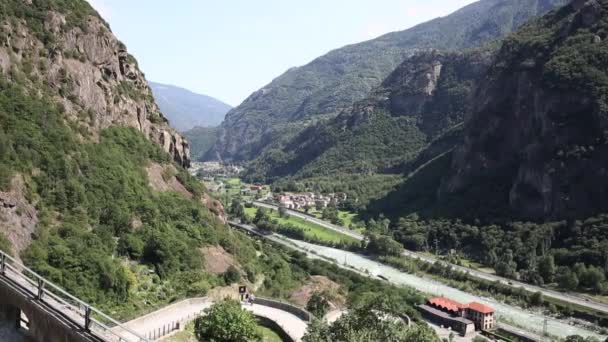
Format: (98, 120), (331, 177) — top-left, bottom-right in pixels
(0, 250), (149, 342)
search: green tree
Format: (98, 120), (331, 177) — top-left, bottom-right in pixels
(366, 234), (404, 257)
(254, 207), (270, 224)
(530, 291), (543, 306)
(278, 205), (288, 218)
(230, 199), (245, 220)
(556, 268), (579, 291)
(537, 255), (556, 283)
(303, 293), (439, 342)
(223, 265), (241, 285)
(306, 291), (332, 317)
(194, 299), (261, 342)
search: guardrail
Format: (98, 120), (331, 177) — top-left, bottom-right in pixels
(0, 250), (149, 342)
(253, 297), (314, 322)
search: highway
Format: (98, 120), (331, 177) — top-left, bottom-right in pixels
(251, 201), (608, 316)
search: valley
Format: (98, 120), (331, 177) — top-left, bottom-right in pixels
(0, 0), (607, 341)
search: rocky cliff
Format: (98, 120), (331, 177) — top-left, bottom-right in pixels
(442, 0), (608, 220)
(243, 49), (493, 182)
(0, 3), (190, 167)
(210, 0), (568, 163)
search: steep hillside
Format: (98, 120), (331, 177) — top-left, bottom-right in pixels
(0, 2), (434, 327)
(184, 126), (220, 161)
(245, 49), (494, 183)
(0, 0), (240, 318)
(211, 0), (568, 163)
(364, 0), (608, 293)
(0, 1), (190, 167)
(150, 82), (232, 132)
(442, 0), (608, 221)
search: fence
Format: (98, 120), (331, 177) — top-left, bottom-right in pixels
(253, 297), (314, 322)
(0, 250), (148, 342)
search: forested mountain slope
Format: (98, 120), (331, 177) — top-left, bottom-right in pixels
(364, 0), (608, 293)
(211, 0), (568, 163)
(245, 49), (494, 182)
(0, 0), (222, 316)
(150, 82), (231, 132)
(0, 1), (435, 328)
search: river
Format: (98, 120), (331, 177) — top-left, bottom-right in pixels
(279, 237), (606, 340)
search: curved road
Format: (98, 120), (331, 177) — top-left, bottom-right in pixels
(253, 201), (608, 315)
(119, 297), (308, 342)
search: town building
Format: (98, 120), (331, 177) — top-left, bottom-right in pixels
(417, 297), (495, 336)
(465, 302), (496, 331)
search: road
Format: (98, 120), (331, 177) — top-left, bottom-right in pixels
(283, 237), (605, 339)
(120, 297), (308, 342)
(252, 201), (608, 315)
(229, 220), (606, 339)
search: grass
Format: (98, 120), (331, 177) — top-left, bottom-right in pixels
(245, 206), (358, 245)
(164, 321), (284, 342)
(257, 325), (283, 342)
(459, 257), (496, 274)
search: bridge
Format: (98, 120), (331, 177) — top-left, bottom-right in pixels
(0, 250), (148, 342)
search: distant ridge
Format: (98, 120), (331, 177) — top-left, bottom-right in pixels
(150, 82), (232, 132)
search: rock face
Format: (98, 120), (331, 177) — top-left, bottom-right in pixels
(0, 176), (38, 259)
(210, 0), (569, 163)
(0, 11), (190, 167)
(442, 0), (608, 220)
(243, 49), (492, 181)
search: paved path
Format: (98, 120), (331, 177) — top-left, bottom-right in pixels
(252, 201), (608, 315)
(120, 297), (308, 342)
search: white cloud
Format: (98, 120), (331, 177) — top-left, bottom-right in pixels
(85, 0), (112, 20)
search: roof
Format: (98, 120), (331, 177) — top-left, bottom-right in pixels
(428, 297), (466, 312)
(467, 302), (494, 314)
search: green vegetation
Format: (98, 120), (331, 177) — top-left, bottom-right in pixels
(305, 291), (332, 317)
(249, 207), (358, 248)
(211, 0), (567, 166)
(194, 299), (262, 342)
(166, 319), (283, 342)
(184, 127), (220, 161)
(271, 174), (404, 211)
(0, 0), (107, 46)
(303, 293), (439, 342)
(255, 325), (283, 342)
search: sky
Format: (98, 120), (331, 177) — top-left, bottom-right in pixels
(86, 0), (477, 106)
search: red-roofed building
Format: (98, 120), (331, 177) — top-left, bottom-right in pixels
(425, 297), (496, 332)
(428, 297), (466, 316)
(465, 302), (496, 330)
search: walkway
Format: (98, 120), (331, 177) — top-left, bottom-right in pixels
(119, 297), (309, 342)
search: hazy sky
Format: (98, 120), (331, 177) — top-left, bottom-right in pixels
(86, 0), (477, 106)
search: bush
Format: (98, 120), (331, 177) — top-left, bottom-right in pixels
(223, 265), (241, 285)
(194, 299), (261, 342)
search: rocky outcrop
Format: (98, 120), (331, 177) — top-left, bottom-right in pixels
(442, 0), (608, 220)
(0, 12), (190, 167)
(145, 162), (227, 223)
(209, 0), (568, 163)
(0, 176), (38, 259)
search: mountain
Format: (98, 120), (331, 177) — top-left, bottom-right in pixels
(363, 0), (608, 295)
(183, 126), (220, 161)
(441, 0), (608, 221)
(149, 82), (232, 132)
(0, 0), (236, 317)
(246, 49), (495, 183)
(211, 0), (569, 163)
